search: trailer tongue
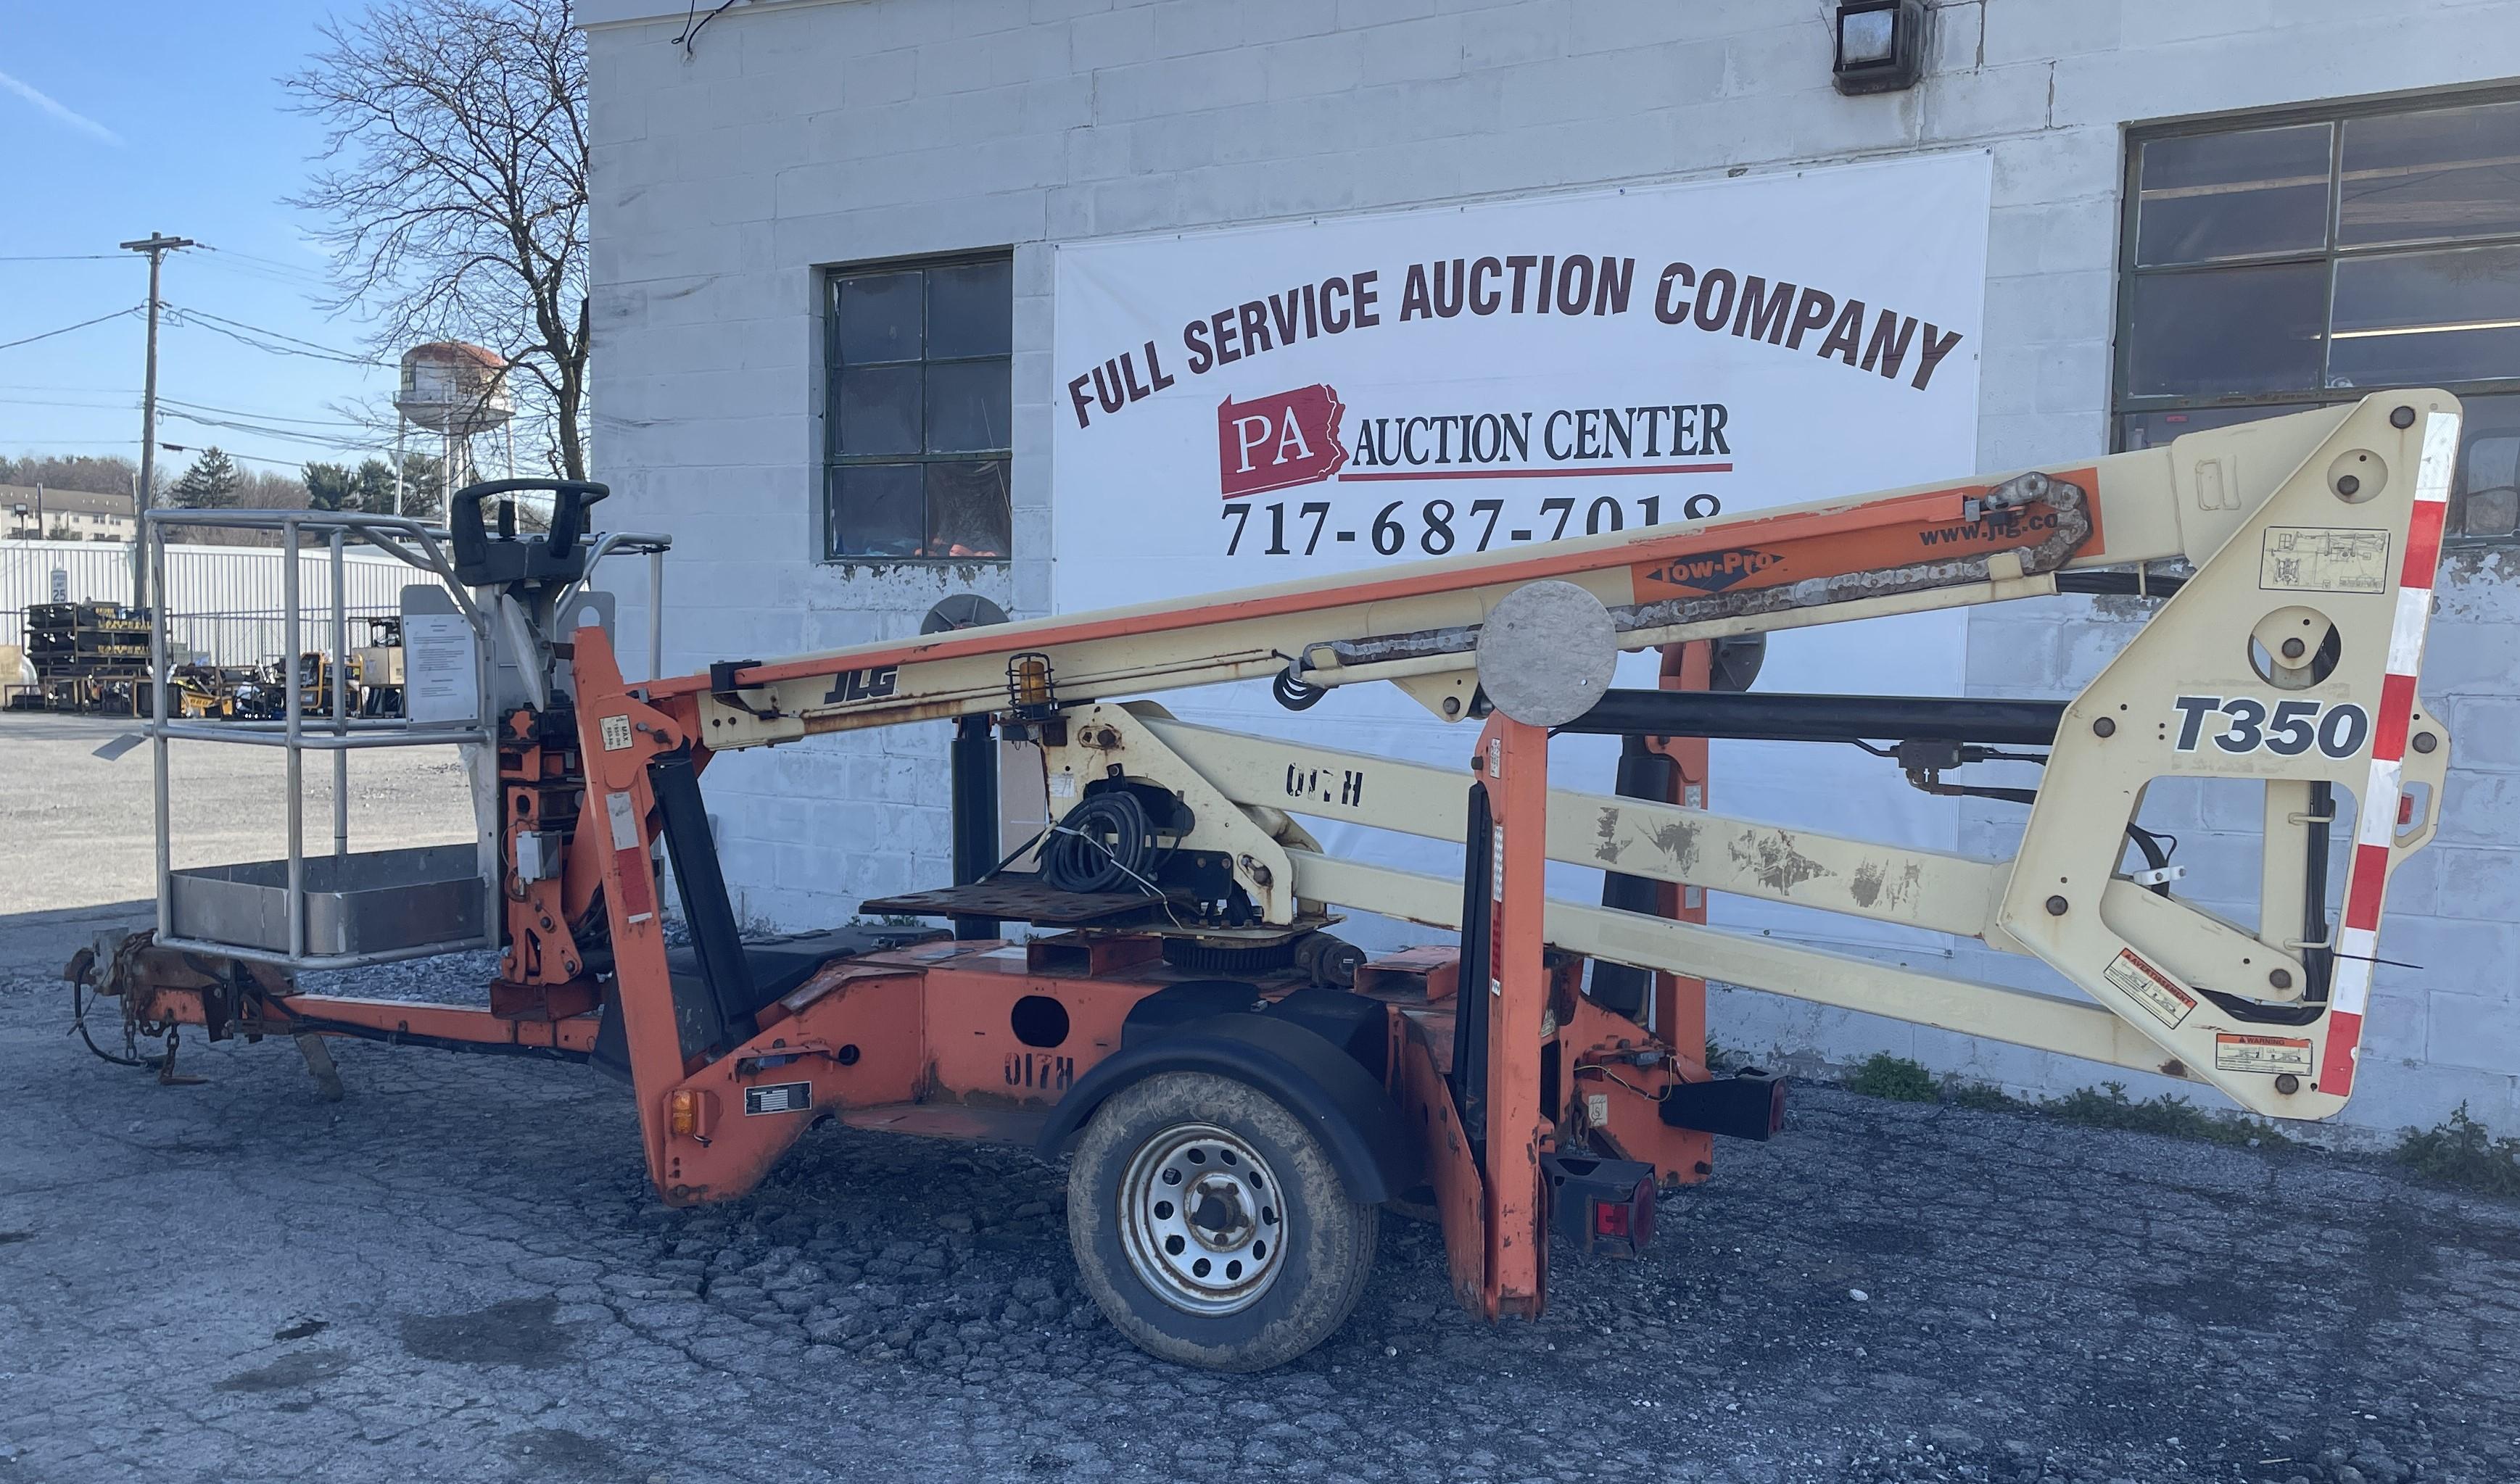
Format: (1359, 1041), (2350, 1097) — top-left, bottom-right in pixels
(76, 392), (2458, 1369)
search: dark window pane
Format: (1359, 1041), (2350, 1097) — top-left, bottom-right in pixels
(837, 363), (922, 455)
(2329, 244), (2520, 388)
(830, 463), (925, 558)
(823, 255), (1015, 561)
(925, 460), (1010, 559)
(2455, 391), (2520, 538)
(925, 358), (1011, 453)
(927, 260), (1012, 359)
(2125, 262), (2329, 398)
(2115, 402), (2313, 452)
(2341, 100), (2520, 249)
(835, 270), (923, 365)
(2136, 124), (2332, 265)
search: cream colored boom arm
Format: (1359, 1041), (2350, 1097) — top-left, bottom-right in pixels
(669, 399), (2408, 750)
(641, 393), (2460, 1121)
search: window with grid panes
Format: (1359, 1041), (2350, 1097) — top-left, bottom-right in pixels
(2116, 93), (2520, 539)
(825, 254), (1013, 560)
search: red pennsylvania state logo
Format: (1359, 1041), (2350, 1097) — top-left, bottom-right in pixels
(1218, 386), (1349, 498)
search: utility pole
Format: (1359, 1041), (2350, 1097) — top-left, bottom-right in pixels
(119, 232), (193, 610)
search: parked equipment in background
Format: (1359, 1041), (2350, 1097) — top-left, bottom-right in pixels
(74, 394), (2461, 1372)
(21, 600), (153, 714)
(165, 663), (242, 720)
(351, 616), (405, 717)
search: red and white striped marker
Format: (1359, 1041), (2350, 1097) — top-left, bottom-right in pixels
(2321, 409), (2461, 1095)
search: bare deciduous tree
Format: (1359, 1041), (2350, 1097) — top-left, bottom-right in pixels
(285, 0), (590, 480)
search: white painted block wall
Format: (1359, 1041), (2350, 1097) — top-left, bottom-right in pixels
(581, 0), (2520, 1136)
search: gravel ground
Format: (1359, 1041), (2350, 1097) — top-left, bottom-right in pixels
(3, 946), (2517, 1484)
(5, 711), (2519, 1483)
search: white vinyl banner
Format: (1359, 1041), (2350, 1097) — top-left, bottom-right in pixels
(1052, 153), (1993, 953)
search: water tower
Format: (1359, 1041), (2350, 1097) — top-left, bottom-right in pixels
(392, 341), (514, 515)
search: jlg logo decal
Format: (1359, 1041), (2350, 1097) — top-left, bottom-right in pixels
(2172, 696), (2370, 758)
(823, 665), (899, 706)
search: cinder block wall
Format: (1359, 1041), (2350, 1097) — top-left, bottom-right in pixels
(582, 0), (2520, 1135)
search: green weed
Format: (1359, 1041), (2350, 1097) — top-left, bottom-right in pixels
(2041, 1080), (2290, 1148)
(2395, 1103), (2520, 1197)
(1941, 1076), (2022, 1112)
(1846, 1053), (1939, 1103)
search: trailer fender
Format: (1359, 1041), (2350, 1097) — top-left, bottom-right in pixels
(1038, 1012), (1418, 1205)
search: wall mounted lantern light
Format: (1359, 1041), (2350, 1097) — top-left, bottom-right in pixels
(1833, 0), (1927, 95)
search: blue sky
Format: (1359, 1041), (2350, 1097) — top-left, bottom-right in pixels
(0, 2), (401, 486)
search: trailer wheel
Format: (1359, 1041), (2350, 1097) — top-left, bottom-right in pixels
(1067, 1071), (1377, 1371)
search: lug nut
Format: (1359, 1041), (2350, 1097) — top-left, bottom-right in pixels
(2281, 637), (2305, 659)
(2413, 731), (2439, 754)
(2268, 968), (2293, 990)
(2275, 1073), (2301, 1095)
(2092, 716), (2115, 737)
(2045, 895), (2069, 916)
(2391, 405), (2417, 428)
(2337, 475), (2360, 497)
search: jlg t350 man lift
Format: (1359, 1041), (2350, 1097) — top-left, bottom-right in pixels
(80, 392), (2458, 1370)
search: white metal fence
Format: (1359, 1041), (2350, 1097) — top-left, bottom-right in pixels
(0, 539), (445, 666)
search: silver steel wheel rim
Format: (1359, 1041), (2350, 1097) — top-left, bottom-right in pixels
(1118, 1121), (1286, 1316)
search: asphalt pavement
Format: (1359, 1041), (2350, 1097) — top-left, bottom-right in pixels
(4, 710), (2517, 1483)
(2, 948), (2516, 1484)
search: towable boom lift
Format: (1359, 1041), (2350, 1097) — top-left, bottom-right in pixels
(80, 392), (2458, 1369)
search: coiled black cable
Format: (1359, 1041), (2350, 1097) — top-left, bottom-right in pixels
(1041, 790), (1155, 894)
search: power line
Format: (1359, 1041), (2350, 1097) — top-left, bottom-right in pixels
(0, 305), (142, 353)
(177, 305), (373, 359)
(0, 253), (120, 262)
(164, 304), (384, 366)
(196, 243), (333, 283)
(0, 394), (138, 410)
(0, 392), (387, 432)
(153, 442), (340, 473)
(159, 408), (387, 453)
(158, 395), (383, 431)
(187, 258), (327, 294)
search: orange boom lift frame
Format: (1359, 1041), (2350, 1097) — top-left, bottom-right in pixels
(82, 394), (2460, 1369)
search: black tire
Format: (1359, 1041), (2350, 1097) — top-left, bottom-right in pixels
(1067, 1070), (1376, 1371)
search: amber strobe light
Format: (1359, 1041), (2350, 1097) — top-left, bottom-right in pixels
(1007, 650), (1056, 718)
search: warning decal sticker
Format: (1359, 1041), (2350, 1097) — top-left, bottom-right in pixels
(2214, 1033), (2315, 1077)
(744, 1082), (814, 1116)
(2260, 527), (2389, 594)
(2104, 948), (2196, 1029)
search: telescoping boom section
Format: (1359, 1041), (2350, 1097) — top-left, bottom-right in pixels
(88, 391), (2457, 1371)
(627, 390), (2452, 1117)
